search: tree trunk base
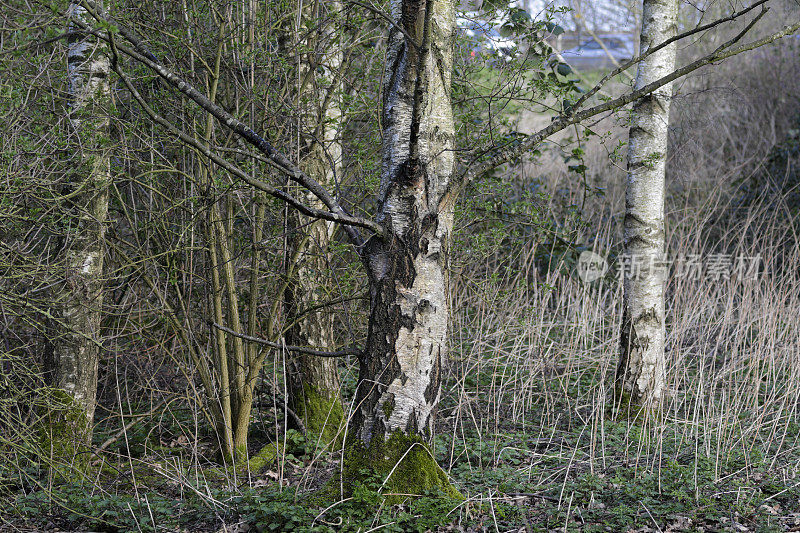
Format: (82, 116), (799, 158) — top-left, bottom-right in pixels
(342, 432), (461, 503)
(295, 383), (344, 448)
(609, 387), (663, 424)
(37, 389), (92, 476)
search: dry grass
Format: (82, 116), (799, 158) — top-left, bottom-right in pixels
(442, 42), (800, 498)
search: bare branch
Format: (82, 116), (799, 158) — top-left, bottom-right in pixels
(571, 0), (771, 112)
(464, 18), (800, 185)
(77, 0), (379, 246)
(107, 36), (384, 236)
(210, 322), (362, 358)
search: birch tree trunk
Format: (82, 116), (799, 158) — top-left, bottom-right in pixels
(285, 0), (344, 446)
(44, 1), (111, 447)
(346, 0), (460, 497)
(616, 0), (678, 412)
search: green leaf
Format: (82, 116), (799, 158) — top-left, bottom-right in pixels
(509, 7), (530, 23)
(546, 22), (565, 35)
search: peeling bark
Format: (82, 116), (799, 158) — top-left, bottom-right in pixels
(44, 1), (111, 442)
(616, 0), (678, 410)
(351, 0), (455, 455)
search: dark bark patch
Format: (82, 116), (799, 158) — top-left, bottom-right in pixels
(635, 307), (660, 326)
(624, 212), (648, 226)
(424, 346), (441, 404)
(405, 411), (420, 435)
(396, 158), (426, 188)
(625, 234), (655, 249)
(401, 0), (425, 35)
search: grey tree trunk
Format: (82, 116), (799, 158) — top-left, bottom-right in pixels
(284, 0), (345, 446)
(346, 0), (460, 498)
(616, 0), (678, 411)
(45, 1), (111, 443)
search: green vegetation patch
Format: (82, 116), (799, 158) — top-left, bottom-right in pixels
(297, 383), (344, 448)
(341, 431), (463, 504)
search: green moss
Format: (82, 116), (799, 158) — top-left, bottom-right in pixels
(298, 384), (344, 448)
(37, 389), (92, 477)
(247, 442), (281, 472)
(205, 442), (283, 481)
(382, 398), (394, 419)
(609, 387), (662, 424)
(214, 439), (249, 467)
(341, 431), (463, 504)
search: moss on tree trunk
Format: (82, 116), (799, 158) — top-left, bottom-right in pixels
(342, 432), (461, 503)
(37, 389), (92, 474)
(296, 383), (344, 447)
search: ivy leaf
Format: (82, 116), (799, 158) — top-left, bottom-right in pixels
(556, 63), (572, 76)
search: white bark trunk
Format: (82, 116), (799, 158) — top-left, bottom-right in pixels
(617, 0), (678, 408)
(47, 2), (111, 433)
(285, 0), (344, 441)
(353, 0), (456, 445)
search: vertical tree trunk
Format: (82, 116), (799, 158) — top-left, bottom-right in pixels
(345, 0), (460, 498)
(199, 26), (251, 462)
(44, 1), (111, 446)
(285, 0), (344, 446)
(616, 0), (678, 412)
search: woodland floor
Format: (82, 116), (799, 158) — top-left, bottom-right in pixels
(6, 376), (800, 533)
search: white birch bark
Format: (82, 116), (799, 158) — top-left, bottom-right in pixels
(353, 0), (456, 446)
(285, 0), (345, 441)
(47, 2), (111, 434)
(616, 0), (678, 408)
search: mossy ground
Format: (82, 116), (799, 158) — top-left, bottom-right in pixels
(339, 431), (463, 504)
(12, 407), (800, 532)
(9, 363), (800, 533)
(9, 359), (800, 532)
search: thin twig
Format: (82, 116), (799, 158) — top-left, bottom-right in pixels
(210, 321), (362, 357)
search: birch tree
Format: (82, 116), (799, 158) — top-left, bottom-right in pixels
(615, 0), (678, 411)
(44, 0), (111, 444)
(343, 0), (460, 496)
(284, 0), (345, 446)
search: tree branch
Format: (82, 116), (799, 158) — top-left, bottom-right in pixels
(210, 322), (362, 358)
(78, 0), (378, 246)
(570, 0), (771, 112)
(463, 17), (799, 185)
(107, 36), (383, 236)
